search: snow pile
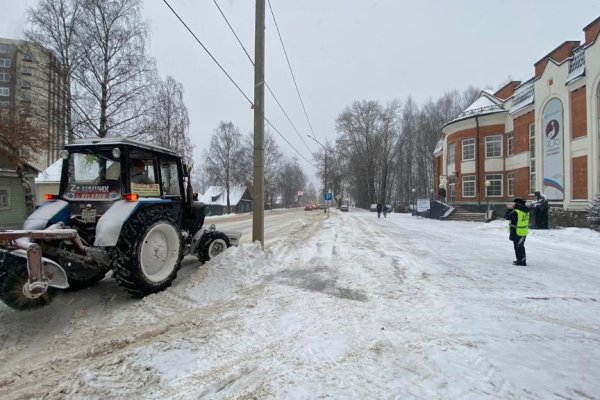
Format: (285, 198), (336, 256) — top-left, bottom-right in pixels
(587, 195), (600, 231)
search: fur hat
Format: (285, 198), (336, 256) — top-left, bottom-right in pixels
(513, 198), (526, 205)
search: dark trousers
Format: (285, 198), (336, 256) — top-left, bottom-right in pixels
(512, 236), (526, 263)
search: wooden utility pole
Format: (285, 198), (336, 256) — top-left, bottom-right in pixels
(252, 0), (265, 247)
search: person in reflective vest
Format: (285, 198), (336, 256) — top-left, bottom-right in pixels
(505, 198), (529, 266)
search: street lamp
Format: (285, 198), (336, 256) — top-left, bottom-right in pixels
(308, 135), (327, 214)
(485, 180), (491, 215)
(411, 188), (416, 216)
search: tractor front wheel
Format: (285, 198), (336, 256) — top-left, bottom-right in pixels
(198, 231), (231, 262)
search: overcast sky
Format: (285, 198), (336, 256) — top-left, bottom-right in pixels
(2, 0), (600, 187)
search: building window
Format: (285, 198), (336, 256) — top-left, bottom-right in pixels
(0, 101), (9, 108)
(485, 135), (502, 158)
(485, 174), (502, 197)
(21, 67), (33, 76)
(506, 131), (514, 156)
(22, 80), (31, 89)
(0, 44), (8, 53)
(22, 51), (33, 62)
(462, 175), (476, 198)
(0, 72), (9, 82)
(507, 173), (515, 197)
(0, 87), (9, 97)
(462, 138), (475, 161)
(21, 92), (32, 103)
(448, 143), (455, 163)
(529, 123), (535, 193)
(0, 58), (11, 68)
(0, 187), (10, 210)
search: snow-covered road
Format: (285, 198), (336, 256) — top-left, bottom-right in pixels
(1, 208), (599, 399)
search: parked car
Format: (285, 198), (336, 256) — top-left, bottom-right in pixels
(340, 200), (349, 212)
(370, 204), (377, 212)
(304, 204), (316, 211)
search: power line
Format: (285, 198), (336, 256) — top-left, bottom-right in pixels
(267, 0), (318, 140)
(212, 0), (314, 155)
(162, 0), (253, 106)
(265, 117), (314, 165)
(212, 0), (253, 65)
(164, 0), (314, 168)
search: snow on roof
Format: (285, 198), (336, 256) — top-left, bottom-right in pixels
(565, 45), (585, 84)
(433, 139), (443, 156)
(199, 185), (250, 206)
(65, 137), (178, 156)
(509, 79), (535, 115)
(445, 91), (506, 126)
(35, 159), (62, 183)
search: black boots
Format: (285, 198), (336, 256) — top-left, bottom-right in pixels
(512, 261), (527, 266)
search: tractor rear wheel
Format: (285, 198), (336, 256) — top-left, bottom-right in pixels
(0, 254), (57, 310)
(113, 208), (183, 297)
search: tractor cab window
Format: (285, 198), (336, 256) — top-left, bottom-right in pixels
(129, 155), (161, 197)
(160, 161), (181, 197)
(64, 150), (121, 201)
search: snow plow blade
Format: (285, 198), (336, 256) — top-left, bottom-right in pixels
(223, 231), (242, 247)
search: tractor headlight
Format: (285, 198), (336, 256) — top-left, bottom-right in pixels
(112, 147), (121, 159)
(60, 150), (69, 160)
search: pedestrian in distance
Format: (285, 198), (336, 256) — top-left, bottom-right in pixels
(438, 187), (446, 204)
(383, 205), (388, 218)
(504, 198), (529, 266)
(376, 203), (383, 218)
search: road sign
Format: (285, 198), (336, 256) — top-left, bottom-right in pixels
(324, 192), (332, 201)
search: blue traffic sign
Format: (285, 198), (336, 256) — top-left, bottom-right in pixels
(324, 192), (332, 201)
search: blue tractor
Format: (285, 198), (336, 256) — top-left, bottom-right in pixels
(0, 138), (240, 310)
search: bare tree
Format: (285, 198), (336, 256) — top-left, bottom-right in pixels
(0, 112), (46, 213)
(145, 76), (193, 165)
(277, 158), (306, 209)
(306, 182), (317, 204)
(203, 122), (247, 213)
(25, 0), (84, 144)
(336, 101), (399, 207)
(246, 128), (282, 209)
(335, 87), (481, 210)
(74, 0), (155, 138)
(190, 163), (208, 198)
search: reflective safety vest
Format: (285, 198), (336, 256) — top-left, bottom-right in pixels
(510, 209), (529, 236)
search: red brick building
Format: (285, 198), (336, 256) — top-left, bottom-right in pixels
(435, 16), (600, 212)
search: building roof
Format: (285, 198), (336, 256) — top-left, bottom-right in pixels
(35, 159), (62, 183)
(509, 79), (535, 115)
(443, 91), (507, 128)
(0, 156), (40, 176)
(565, 45), (585, 84)
(199, 185), (251, 206)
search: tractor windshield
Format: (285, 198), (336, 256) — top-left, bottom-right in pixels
(63, 150), (121, 201)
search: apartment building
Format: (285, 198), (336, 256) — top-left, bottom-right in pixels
(435, 16), (600, 212)
(0, 38), (65, 171)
